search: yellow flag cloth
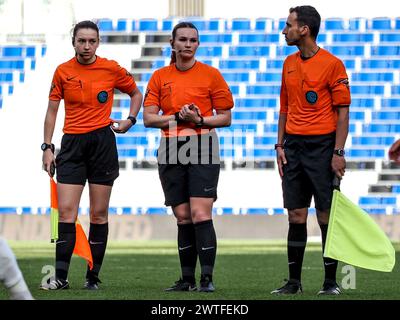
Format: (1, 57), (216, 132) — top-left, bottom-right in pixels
(325, 190), (395, 272)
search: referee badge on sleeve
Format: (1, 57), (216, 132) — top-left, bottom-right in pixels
(305, 90), (318, 104)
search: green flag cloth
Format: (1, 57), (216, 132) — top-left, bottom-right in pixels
(325, 190), (395, 272)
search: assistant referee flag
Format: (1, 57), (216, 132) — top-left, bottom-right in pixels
(50, 178), (93, 270)
(325, 188), (395, 272)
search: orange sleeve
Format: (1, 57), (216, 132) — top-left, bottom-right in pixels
(330, 59), (351, 107)
(113, 63), (137, 94)
(210, 69), (234, 110)
(49, 67), (63, 101)
(279, 61), (288, 114)
(143, 71), (161, 107)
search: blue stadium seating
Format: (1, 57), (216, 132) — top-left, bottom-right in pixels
(325, 45), (365, 56)
(230, 18), (251, 31)
(256, 73), (281, 82)
(324, 18), (345, 30)
(239, 33), (280, 43)
(221, 72), (249, 82)
(352, 136), (395, 146)
(381, 98), (400, 108)
(116, 19), (127, 31)
(98, 19), (113, 32)
(229, 46), (270, 57)
(371, 45), (400, 56)
(200, 34), (232, 43)
(332, 33), (374, 42)
(139, 19), (158, 31)
(255, 18), (273, 31)
(352, 72), (393, 82)
(351, 85), (384, 95)
(247, 85), (281, 95)
(349, 18), (366, 31)
(219, 59), (259, 70)
(362, 59), (400, 69)
(380, 33), (400, 42)
(369, 17), (392, 30)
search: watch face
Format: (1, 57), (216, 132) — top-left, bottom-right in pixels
(41, 143), (47, 151)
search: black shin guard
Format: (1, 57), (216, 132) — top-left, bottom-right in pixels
(194, 220), (217, 278)
(86, 223), (108, 281)
(56, 222), (76, 281)
(320, 224), (338, 282)
(177, 223), (197, 283)
(287, 223), (307, 281)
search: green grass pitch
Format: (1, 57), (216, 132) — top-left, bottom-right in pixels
(1, 240), (399, 300)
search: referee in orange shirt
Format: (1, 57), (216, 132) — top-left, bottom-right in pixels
(143, 22), (233, 292)
(41, 20), (142, 290)
(271, 6), (351, 295)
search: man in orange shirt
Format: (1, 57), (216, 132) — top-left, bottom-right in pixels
(272, 6), (350, 295)
(144, 22), (233, 292)
(41, 20), (142, 290)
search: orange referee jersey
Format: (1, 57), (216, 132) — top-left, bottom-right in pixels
(280, 48), (351, 135)
(143, 61), (234, 137)
(49, 56), (137, 134)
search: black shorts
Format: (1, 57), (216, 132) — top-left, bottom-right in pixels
(282, 132), (335, 210)
(158, 132), (220, 207)
(56, 126), (119, 186)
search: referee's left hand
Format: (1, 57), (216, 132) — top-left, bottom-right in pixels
(111, 119), (133, 133)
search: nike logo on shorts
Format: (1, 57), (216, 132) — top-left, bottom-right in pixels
(178, 245), (192, 251)
(201, 246), (215, 251)
(89, 241), (104, 245)
(204, 187), (215, 192)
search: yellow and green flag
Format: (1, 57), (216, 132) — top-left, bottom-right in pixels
(325, 189), (395, 272)
(50, 178), (93, 270)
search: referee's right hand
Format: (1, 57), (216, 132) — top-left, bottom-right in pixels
(276, 147), (287, 178)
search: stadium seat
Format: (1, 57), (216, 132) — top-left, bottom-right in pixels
(116, 19), (127, 31)
(325, 45), (364, 56)
(324, 18), (345, 30)
(98, 19), (114, 32)
(369, 17), (392, 30)
(0, 60), (24, 70)
(266, 59), (284, 69)
(162, 18), (174, 31)
(235, 98), (277, 108)
(256, 72), (281, 82)
(396, 17), (400, 29)
(349, 17), (366, 31)
(1, 46), (23, 57)
(199, 34), (232, 43)
(221, 72), (249, 82)
(230, 18), (251, 31)
(247, 85), (281, 95)
(255, 18), (273, 31)
(352, 72), (394, 82)
(239, 33), (280, 43)
(232, 111), (267, 121)
(372, 111), (400, 120)
(380, 33), (400, 42)
(139, 19), (158, 31)
(381, 98), (400, 108)
(332, 33), (374, 43)
(352, 136), (395, 146)
(276, 46), (298, 56)
(219, 59), (259, 70)
(371, 46), (400, 56)
(350, 85), (384, 95)
(229, 46), (270, 57)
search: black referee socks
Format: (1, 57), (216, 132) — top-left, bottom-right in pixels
(86, 222), (109, 281)
(194, 219), (217, 277)
(177, 223), (197, 283)
(287, 223), (307, 282)
(320, 224), (338, 282)
(56, 222), (76, 281)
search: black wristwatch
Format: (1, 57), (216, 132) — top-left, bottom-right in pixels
(333, 149), (345, 157)
(41, 143), (55, 153)
(127, 115), (137, 125)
